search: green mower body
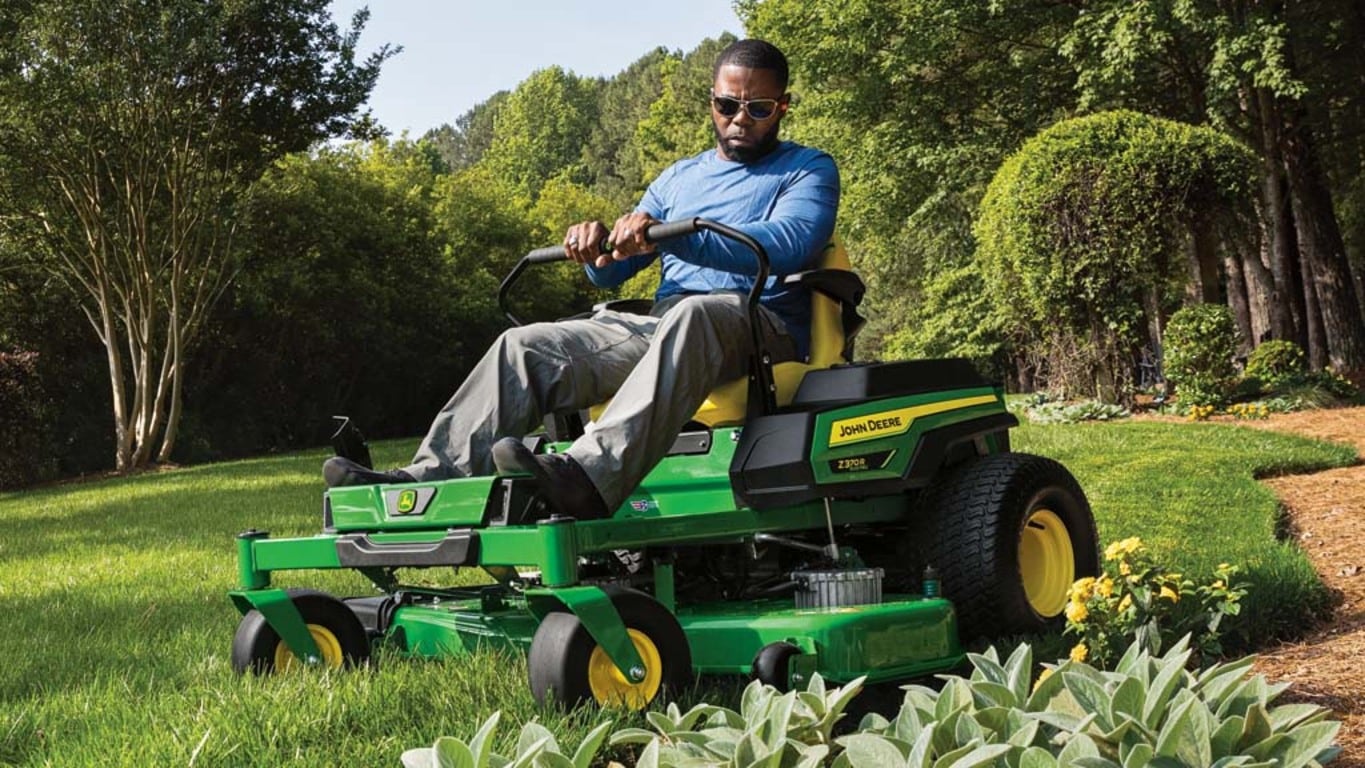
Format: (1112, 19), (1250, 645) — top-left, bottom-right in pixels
(228, 219), (1098, 708)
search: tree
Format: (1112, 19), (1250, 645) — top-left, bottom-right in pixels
(975, 112), (1257, 403)
(479, 67), (601, 202)
(0, 0), (392, 471)
(634, 37), (733, 183)
(425, 91), (510, 173)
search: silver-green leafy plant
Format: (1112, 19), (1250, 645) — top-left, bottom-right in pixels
(399, 711), (613, 768)
(609, 672), (864, 767)
(400, 637), (1339, 767)
(836, 636), (1340, 768)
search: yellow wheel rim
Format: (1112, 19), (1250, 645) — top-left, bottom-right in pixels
(273, 624), (344, 671)
(587, 628), (663, 710)
(1018, 508), (1075, 618)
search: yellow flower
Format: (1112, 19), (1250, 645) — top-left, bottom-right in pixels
(1032, 667), (1054, 693)
(1159, 585), (1180, 602)
(1070, 643), (1088, 663)
(1096, 576), (1114, 597)
(1105, 536), (1143, 561)
(1119, 561), (1132, 577)
(1069, 576), (1096, 601)
(1212, 580), (1225, 590)
(1066, 600), (1089, 623)
(1118, 594), (1133, 613)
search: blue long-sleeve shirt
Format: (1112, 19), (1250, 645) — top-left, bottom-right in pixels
(584, 141), (840, 358)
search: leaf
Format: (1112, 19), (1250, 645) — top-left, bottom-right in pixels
(1142, 655), (1189, 730)
(943, 744), (1013, 768)
(1008, 717), (1041, 748)
(646, 711), (676, 736)
(571, 721), (613, 768)
(517, 723), (558, 757)
(764, 691), (797, 749)
(954, 712), (984, 745)
(1071, 759), (1122, 768)
(1154, 696), (1211, 767)
(827, 676), (867, 718)
(1209, 715), (1243, 758)
(471, 712), (503, 768)
(1264, 722), (1341, 768)
(936, 679), (972, 721)
(970, 681), (1020, 709)
(1027, 663), (1069, 711)
(1121, 742), (1152, 768)
(1194, 656), (1255, 706)
(1020, 746), (1059, 768)
(1058, 732), (1101, 765)
(506, 737), (548, 768)
(1237, 704), (1272, 752)
(1267, 703), (1329, 732)
(908, 727), (936, 768)
(1063, 672), (1115, 732)
(930, 742), (977, 768)
(893, 703), (926, 743)
(530, 753), (572, 768)
(1111, 677), (1144, 725)
(968, 652), (1010, 687)
(434, 738), (475, 768)
(790, 743), (831, 768)
(635, 738), (661, 768)
(1113, 641), (1148, 683)
(841, 733), (911, 767)
(1005, 643), (1035, 704)
(401, 748), (436, 768)
(608, 728), (657, 746)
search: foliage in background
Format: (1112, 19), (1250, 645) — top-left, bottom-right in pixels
(1245, 341), (1308, 390)
(479, 67), (601, 203)
(975, 112), (1256, 404)
(1065, 537), (1248, 670)
(0, 349), (55, 488)
(0, 0), (393, 472)
(1165, 304), (1242, 408)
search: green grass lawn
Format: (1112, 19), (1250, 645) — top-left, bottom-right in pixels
(0, 421), (1354, 766)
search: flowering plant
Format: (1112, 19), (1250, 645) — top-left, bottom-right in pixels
(1064, 536), (1247, 668)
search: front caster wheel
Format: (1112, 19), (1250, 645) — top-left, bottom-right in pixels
(528, 588), (691, 710)
(231, 589), (370, 674)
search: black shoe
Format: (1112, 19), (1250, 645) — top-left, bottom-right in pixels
(491, 437), (610, 520)
(322, 456), (416, 488)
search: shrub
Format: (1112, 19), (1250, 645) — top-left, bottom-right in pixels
(1064, 537), (1248, 669)
(1164, 304), (1240, 407)
(1244, 340), (1307, 390)
(403, 641), (1344, 767)
(1025, 399), (1131, 424)
(0, 349), (57, 488)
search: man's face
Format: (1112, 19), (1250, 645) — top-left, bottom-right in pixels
(711, 64), (788, 163)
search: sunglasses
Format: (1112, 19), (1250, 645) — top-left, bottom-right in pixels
(711, 93), (783, 120)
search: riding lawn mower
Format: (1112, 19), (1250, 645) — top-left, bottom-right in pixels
(227, 218), (1099, 709)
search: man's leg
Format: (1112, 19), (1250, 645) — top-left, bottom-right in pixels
(565, 293), (796, 509)
(403, 310), (655, 481)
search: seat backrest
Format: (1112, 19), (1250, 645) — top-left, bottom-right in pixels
(806, 238), (855, 368)
(689, 237), (861, 427)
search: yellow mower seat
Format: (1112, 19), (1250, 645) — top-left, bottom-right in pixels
(691, 238), (861, 427)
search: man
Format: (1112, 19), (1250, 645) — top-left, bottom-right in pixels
(324, 38), (839, 521)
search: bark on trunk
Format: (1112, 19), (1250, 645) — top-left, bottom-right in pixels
(1224, 253), (1254, 354)
(1257, 89), (1306, 346)
(1282, 102), (1365, 369)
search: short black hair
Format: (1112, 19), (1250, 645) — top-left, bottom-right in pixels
(713, 39), (789, 91)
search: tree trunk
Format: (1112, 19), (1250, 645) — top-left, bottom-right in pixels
(1282, 102), (1365, 369)
(1256, 89), (1306, 346)
(1187, 218), (1221, 304)
(1224, 253), (1254, 354)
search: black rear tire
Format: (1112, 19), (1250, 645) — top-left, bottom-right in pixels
(914, 453), (1099, 641)
(528, 588), (691, 710)
(231, 589), (371, 674)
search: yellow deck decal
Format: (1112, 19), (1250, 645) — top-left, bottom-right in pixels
(828, 394), (999, 447)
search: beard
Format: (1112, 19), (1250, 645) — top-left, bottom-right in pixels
(714, 121), (782, 163)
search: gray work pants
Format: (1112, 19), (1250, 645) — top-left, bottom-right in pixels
(403, 292), (797, 510)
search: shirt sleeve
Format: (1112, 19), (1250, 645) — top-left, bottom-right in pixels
(670, 151), (840, 276)
(582, 166), (671, 288)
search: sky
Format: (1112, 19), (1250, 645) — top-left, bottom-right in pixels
(328, 1), (745, 137)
